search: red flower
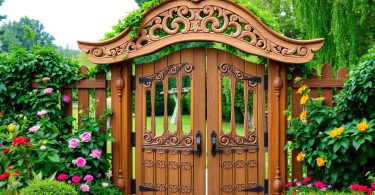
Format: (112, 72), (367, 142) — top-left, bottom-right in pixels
(0, 112), (3, 118)
(1, 148), (10, 154)
(358, 185), (369, 192)
(367, 188), (373, 195)
(303, 177), (311, 184)
(0, 172), (10, 180)
(285, 181), (293, 189)
(57, 173), (68, 181)
(350, 184), (360, 190)
(12, 136), (31, 146)
(371, 182), (375, 190)
(11, 171), (20, 176)
(314, 181), (326, 189)
(71, 175), (80, 184)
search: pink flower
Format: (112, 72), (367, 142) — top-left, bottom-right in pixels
(71, 175), (80, 184)
(62, 95), (71, 103)
(102, 182), (109, 187)
(303, 177), (311, 184)
(43, 88), (53, 95)
(90, 149), (102, 159)
(29, 125), (40, 133)
(84, 174), (94, 181)
(79, 132), (91, 142)
(80, 184), (90, 192)
(296, 181), (302, 186)
(57, 173), (68, 181)
(285, 181), (293, 189)
(37, 110), (48, 117)
(350, 184), (360, 191)
(42, 77), (50, 82)
(68, 138), (79, 148)
(68, 180), (71, 184)
(371, 182), (375, 190)
(74, 157), (86, 168)
(314, 181), (326, 189)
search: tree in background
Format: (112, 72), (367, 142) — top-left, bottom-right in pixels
(0, 16), (55, 52)
(293, 0), (375, 69)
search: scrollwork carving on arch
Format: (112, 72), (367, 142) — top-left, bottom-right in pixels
(78, 0), (324, 64)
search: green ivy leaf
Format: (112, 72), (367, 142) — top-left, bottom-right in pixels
(47, 153), (60, 163)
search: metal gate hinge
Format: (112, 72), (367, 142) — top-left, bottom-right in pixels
(264, 75), (268, 91)
(131, 132), (136, 147)
(131, 179), (136, 194)
(131, 75), (136, 91)
(241, 186), (264, 192)
(139, 185), (158, 192)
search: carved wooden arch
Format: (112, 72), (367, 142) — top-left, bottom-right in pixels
(78, 0), (324, 64)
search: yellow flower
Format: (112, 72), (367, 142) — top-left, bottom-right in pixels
(42, 140), (48, 145)
(287, 116), (292, 121)
(300, 95), (309, 105)
(300, 111), (307, 121)
(316, 157), (326, 167)
(296, 151), (304, 162)
(314, 97), (325, 101)
(297, 85), (308, 94)
(329, 126), (344, 138)
(357, 121), (369, 132)
(7, 124), (15, 131)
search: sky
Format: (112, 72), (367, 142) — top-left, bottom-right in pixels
(0, 0), (139, 50)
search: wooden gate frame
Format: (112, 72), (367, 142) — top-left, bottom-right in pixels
(78, 0), (324, 194)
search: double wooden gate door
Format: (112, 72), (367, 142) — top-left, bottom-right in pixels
(135, 48), (265, 195)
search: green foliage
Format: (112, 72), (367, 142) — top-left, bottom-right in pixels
(293, 0), (375, 69)
(0, 17), (55, 52)
(0, 46), (80, 114)
(88, 178), (123, 195)
(103, 0), (161, 40)
(286, 48), (375, 187)
(286, 187), (359, 195)
(19, 180), (78, 195)
(335, 46), (375, 121)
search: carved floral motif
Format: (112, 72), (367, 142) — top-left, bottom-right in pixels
(83, 4), (312, 61)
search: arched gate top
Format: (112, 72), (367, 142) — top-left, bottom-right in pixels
(78, 0), (324, 64)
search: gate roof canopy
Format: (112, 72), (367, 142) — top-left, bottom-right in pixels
(77, 0), (324, 65)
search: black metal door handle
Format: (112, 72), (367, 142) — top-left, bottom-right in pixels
(211, 130), (217, 156)
(195, 131), (202, 157)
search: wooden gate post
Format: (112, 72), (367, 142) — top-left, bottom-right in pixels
(111, 62), (132, 194)
(268, 60), (288, 195)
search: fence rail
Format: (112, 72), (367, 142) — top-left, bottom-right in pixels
(290, 64), (348, 180)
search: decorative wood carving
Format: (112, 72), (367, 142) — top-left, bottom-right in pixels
(272, 64), (283, 195)
(218, 63), (259, 154)
(78, 0), (324, 64)
(139, 62), (194, 89)
(115, 65), (125, 189)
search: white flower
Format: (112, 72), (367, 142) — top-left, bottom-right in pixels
(40, 145), (46, 150)
(102, 182), (109, 187)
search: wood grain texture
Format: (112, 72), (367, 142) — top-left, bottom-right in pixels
(78, 66), (90, 126)
(268, 60), (288, 195)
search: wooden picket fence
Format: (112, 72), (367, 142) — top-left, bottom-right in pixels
(31, 66), (111, 133)
(289, 64), (348, 180)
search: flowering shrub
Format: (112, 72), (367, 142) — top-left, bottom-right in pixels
(286, 48), (375, 187)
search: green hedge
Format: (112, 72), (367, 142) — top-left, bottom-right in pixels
(20, 180), (78, 195)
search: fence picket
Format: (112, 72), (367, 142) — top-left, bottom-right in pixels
(77, 66), (90, 126)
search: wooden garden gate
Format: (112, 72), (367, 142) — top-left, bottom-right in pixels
(135, 48), (265, 194)
(77, 0), (324, 194)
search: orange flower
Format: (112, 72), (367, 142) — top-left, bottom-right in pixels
(316, 157), (326, 167)
(300, 95), (309, 105)
(296, 151), (304, 162)
(357, 121), (369, 132)
(300, 111), (307, 121)
(329, 126), (344, 138)
(297, 85), (308, 94)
